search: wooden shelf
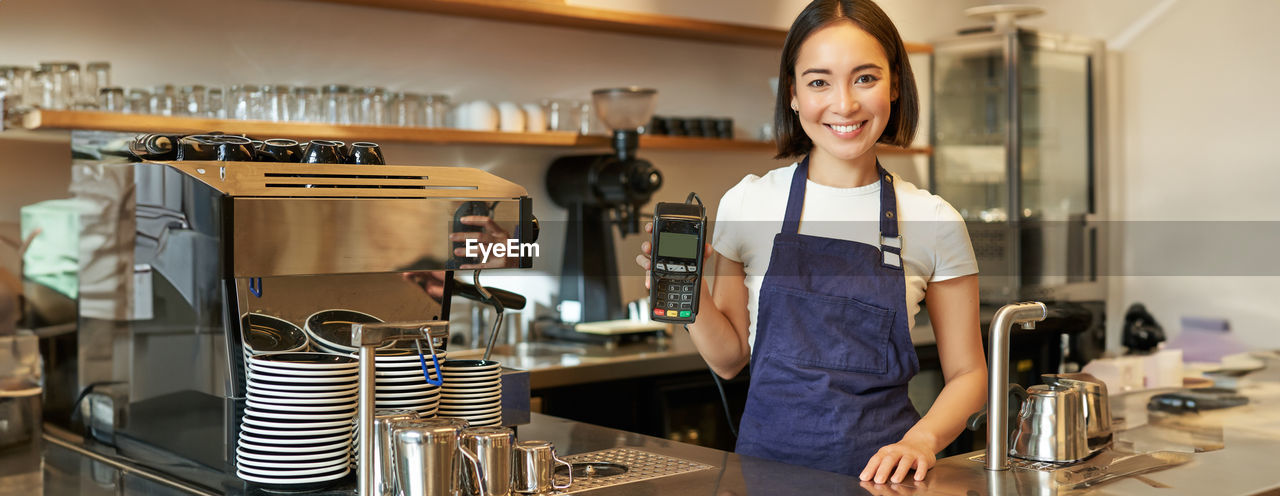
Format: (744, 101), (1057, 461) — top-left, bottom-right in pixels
(311, 0), (931, 53)
(23, 110), (598, 147)
(21, 109), (932, 155)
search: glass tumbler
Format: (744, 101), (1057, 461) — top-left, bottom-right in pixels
(1, 66), (32, 110)
(178, 85), (207, 117)
(388, 92), (419, 127)
(290, 86), (320, 123)
(83, 62), (110, 107)
(542, 98), (579, 132)
(229, 84), (263, 121)
(206, 87), (225, 119)
(38, 62), (79, 109)
(322, 84), (354, 125)
(357, 86), (387, 125)
(124, 88), (150, 114)
(424, 94), (451, 128)
(151, 84), (176, 116)
(261, 84), (293, 122)
(97, 87), (125, 112)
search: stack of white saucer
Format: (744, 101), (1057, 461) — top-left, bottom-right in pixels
(437, 359), (503, 427)
(238, 353), (357, 488)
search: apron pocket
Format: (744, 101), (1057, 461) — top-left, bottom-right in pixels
(759, 285), (893, 374)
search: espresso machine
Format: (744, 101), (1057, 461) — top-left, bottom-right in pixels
(67, 159), (536, 492)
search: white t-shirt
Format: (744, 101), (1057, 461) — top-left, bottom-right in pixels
(710, 163), (978, 352)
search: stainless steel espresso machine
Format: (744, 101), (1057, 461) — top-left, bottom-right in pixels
(68, 159), (535, 492)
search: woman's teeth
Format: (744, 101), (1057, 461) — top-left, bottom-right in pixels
(829, 122), (863, 133)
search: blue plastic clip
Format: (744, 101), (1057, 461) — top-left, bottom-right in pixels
(249, 278), (263, 297)
(414, 331), (444, 387)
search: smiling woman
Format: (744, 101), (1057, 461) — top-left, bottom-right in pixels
(634, 0), (985, 486)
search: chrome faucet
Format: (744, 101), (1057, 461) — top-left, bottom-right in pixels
(985, 301), (1048, 471)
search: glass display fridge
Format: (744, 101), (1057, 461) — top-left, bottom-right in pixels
(930, 26), (1108, 305)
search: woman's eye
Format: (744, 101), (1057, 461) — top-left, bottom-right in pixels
(855, 74), (880, 84)
(807, 79), (828, 88)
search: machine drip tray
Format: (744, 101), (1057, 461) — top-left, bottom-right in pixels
(553, 448), (713, 493)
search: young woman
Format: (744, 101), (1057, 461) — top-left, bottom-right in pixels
(636, 0), (986, 484)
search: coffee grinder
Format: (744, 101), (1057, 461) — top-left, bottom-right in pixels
(546, 88), (662, 324)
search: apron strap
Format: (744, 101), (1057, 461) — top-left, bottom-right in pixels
(781, 156), (809, 235)
(781, 156), (903, 270)
(877, 162), (903, 269)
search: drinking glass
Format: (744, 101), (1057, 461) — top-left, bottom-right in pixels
(322, 84), (354, 124)
(229, 84), (263, 120)
(388, 92), (419, 127)
(98, 87), (125, 112)
(424, 94), (451, 128)
(290, 86), (320, 123)
(541, 98), (578, 132)
(206, 87), (225, 118)
(178, 85), (206, 117)
(1, 67), (32, 110)
(261, 84), (292, 122)
(357, 86), (387, 125)
(124, 88), (150, 114)
(38, 62), (79, 109)
(151, 84), (175, 116)
(83, 62), (110, 107)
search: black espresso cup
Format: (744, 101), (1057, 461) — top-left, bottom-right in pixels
(128, 133), (183, 161)
(302, 140), (347, 164)
(346, 142), (385, 165)
(177, 135), (256, 161)
(257, 138), (304, 163)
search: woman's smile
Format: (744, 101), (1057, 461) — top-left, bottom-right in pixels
(825, 120), (867, 138)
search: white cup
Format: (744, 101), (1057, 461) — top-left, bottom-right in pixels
(458, 100), (499, 131)
(497, 101), (525, 133)
(522, 103), (547, 132)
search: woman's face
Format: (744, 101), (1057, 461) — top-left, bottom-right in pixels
(791, 22), (896, 163)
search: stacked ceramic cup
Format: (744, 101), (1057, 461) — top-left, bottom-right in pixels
(437, 360), (503, 427)
(238, 353), (358, 488)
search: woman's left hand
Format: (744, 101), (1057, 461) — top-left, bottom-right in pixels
(859, 437), (937, 484)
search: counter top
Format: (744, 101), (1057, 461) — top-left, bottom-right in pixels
(449, 330), (710, 389)
(450, 325), (943, 390)
(9, 354), (1280, 496)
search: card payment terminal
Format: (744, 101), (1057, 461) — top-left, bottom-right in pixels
(649, 198), (706, 323)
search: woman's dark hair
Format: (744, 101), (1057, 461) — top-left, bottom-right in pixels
(774, 0), (919, 158)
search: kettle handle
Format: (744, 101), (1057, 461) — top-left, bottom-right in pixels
(459, 444), (487, 496)
(966, 383), (1029, 432)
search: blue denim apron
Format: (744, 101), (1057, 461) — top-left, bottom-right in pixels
(735, 156), (921, 476)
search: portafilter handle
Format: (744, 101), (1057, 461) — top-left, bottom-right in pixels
(352, 321), (449, 496)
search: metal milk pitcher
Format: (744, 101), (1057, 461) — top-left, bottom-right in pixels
(373, 408), (420, 495)
(460, 426), (514, 496)
(393, 418), (485, 496)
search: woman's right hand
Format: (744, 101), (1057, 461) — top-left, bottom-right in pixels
(635, 222), (655, 289)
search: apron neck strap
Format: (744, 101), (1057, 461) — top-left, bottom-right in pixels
(783, 155), (904, 269)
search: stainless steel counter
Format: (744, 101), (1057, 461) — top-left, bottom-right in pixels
(9, 353), (1280, 496)
(449, 330), (709, 390)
